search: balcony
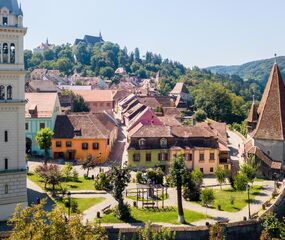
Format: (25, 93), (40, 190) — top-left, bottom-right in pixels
(219, 158), (231, 164)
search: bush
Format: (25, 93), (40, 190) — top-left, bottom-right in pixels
(94, 172), (109, 190)
(136, 171), (144, 184)
(113, 203), (131, 220)
(234, 173), (249, 191)
(200, 188), (215, 207)
(146, 169), (157, 183)
(195, 109), (207, 122)
(63, 163), (73, 181)
(71, 199), (79, 213)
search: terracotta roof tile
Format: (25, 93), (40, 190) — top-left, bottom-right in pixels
(253, 64), (285, 140)
(25, 93), (58, 118)
(73, 90), (114, 102)
(130, 125), (172, 138)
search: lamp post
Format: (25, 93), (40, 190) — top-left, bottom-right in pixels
(246, 184), (251, 219)
(67, 191), (71, 219)
(98, 152), (102, 173)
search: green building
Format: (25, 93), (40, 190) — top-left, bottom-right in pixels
(25, 92), (61, 157)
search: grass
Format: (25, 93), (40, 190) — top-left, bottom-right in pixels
(100, 207), (208, 225)
(27, 172), (96, 191)
(201, 185), (263, 212)
(56, 197), (105, 213)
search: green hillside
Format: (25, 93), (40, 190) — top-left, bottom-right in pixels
(206, 56), (285, 85)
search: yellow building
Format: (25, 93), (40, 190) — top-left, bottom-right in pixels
(52, 112), (118, 163)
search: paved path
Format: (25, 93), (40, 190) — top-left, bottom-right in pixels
(227, 130), (244, 174)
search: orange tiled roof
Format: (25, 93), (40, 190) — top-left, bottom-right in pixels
(73, 90), (114, 102)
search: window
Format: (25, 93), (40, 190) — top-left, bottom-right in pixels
(25, 123), (29, 130)
(3, 17), (8, 26)
(267, 150), (271, 156)
(3, 43), (8, 63)
(210, 167), (214, 173)
(200, 168), (204, 173)
(56, 141), (61, 147)
(82, 143), (88, 150)
(107, 139), (110, 145)
(4, 185), (8, 194)
(39, 123), (45, 129)
(159, 153), (168, 161)
(93, 142), (99, 150)
(224, 165), (229, 170)
(199, 152), (205, 162)
(4, 131), (8, 142)
(66, 141), (72, 147)
(185, 153), (193, 161)
(210, 153), (215, 161)
(4, 158), (8, 170)
(100, 103), (104, 107)
(146, 153), (152, 162)
(7, 85), (12, 99)
(133, 154), (140, 162)
(160, 138), (167, 148)
(10, 44), (15, 64)
(0, 85), (5, 100)
(106, 103), (111, 107)
(139, 138), (146, 148)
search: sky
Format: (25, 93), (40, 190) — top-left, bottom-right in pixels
(20, 0), (285, 68)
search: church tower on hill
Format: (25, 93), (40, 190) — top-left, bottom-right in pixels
(245, 62), (285, 179)
(0, 0), (27, 220)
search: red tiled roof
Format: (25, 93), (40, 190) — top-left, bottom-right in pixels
(246, 101), (259, 123)
(130, 125), (172, 138)
(253, 64), (285, 140)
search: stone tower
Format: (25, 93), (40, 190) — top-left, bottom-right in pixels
(0, 0), (27, 220)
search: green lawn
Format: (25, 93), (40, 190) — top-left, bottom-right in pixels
(28, 172), (95, 191)
(100, 207), (208, 225)
(57, 197), (105, 213)
(204, 185), (263, 212)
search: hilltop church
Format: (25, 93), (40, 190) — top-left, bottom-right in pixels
(0, 0), (27, 220)
(245, 62), (285, 179)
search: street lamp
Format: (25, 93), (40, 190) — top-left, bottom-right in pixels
(98, 152), (102, 173)
(246, 184), (251, 219)
(67, 191), (71, 219)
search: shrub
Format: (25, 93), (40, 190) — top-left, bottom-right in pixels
(136, 171), (144, 184)
(71, 199), (79, 213)
(146, 169), (157, 183)
(63, 163), (73, 181)
(200, 188), (215, 207)
(195, 109), (207, 122)
(113, 203), (131, 220)
(72, 169), (79, 182)
(94, 172), (109, 190)
(234, 173), (249, 191)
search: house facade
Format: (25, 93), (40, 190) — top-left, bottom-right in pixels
(52, 112), (118, 162)
(128, 123), (230, 174)
(0, 0), (28, 220)
(25, 93), (61, 157)
(73, 90), (115, 113)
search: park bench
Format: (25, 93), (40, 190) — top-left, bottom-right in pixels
(142, 202), (156, 208)
(102, 205), (111, 214)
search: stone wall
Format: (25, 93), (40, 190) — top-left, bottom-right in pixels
(105, 221), (262, 240)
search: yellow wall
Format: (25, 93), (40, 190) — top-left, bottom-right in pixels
(52, 138), (110, 163)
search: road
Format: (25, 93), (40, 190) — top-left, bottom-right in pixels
(227, 130), (245, 174)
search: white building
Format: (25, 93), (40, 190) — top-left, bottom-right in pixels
(0, 0), (27, 220)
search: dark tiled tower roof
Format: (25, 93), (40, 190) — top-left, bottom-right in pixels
(253, 64), (285, 140)
(0, 0), (23, 16)
(246, 100), (259, 123)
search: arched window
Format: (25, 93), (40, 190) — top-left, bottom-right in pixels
(0, 43), (2, 63)
(5, 184), (8, 194)
(139, 138), (146, 148)
(10, 44), (15, 64)
(3, 43), (8, 63)
(4, 158), (8, 170)
(160, 138), (167, 148)
(0, 85), (4, 99)
(7, 85), (12, 100)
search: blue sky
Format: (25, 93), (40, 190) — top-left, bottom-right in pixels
(20, 0), (285, 67)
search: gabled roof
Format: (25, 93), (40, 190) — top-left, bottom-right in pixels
(25, 93), (58, 118)
(171, 125), (216, 138)
(28, 80), (58, 92)
(170, 82), (189, 95)
(53, 112), (117, 139)
(130, 125), (172, 138)
(246, 101), (259, 123)
(253, 64), (285, 140)
(0, 0), (22, 16)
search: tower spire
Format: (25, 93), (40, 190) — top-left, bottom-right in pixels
(274, 53), (277, 64)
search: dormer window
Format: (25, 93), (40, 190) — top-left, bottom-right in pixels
(3, 17), (8, 26)
(139, 138), (146, 148)
(74, 130), (81, 136)
(160, 138), (167, 148)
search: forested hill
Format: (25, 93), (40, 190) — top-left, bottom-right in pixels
(206, 56), (285, 85)
(24, 41), (265, 124)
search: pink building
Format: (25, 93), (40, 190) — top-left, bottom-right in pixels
(127, 107), (162, 132)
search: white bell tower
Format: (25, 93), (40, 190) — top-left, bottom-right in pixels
(0, 0), (27, 220)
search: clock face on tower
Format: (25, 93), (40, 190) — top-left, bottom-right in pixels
(0, 0), (27, 221)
